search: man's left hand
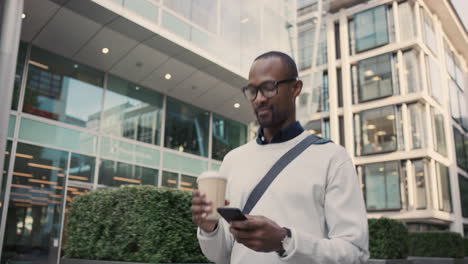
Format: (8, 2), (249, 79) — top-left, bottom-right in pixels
(229, 215), (287, 253)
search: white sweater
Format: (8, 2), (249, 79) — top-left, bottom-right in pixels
(198, 131), (369, 264)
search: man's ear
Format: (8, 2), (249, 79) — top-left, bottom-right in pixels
(292, 79), (302, 99)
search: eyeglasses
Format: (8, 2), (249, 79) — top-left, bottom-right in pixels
(242, 77), (298, 101)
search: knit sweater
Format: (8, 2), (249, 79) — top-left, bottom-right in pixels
(197, 131), (369, 264)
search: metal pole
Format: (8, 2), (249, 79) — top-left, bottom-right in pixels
(0, 0), (24, 259)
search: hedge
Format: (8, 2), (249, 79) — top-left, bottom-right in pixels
(408, 232), (464, 258)
(464, 238), (468, 257)
(64, 185), (209, 263)
(368, 218), (409, 259)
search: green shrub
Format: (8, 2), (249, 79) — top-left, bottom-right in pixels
(64, 185), (209, 263)
(368, 218), (409, 259)
(464, 238), (468, 257)
(408, 232), (464, 258)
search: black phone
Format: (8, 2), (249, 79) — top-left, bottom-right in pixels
(217, 207), (248, 222)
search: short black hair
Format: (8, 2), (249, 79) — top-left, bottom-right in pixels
(254, 51), (298, 79)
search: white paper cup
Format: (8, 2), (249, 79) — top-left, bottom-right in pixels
(197, 171), (227, 220)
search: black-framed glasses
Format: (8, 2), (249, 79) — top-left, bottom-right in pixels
(242, 77), (298, 101)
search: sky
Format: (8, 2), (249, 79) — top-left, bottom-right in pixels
(451, 0), (468, 31)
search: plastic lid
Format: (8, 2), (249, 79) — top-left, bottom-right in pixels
(197, 170), (227, 182)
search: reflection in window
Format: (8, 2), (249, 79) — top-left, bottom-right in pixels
(98, 159), (158, 187)
(432, 108), (447, 156)
(453, 127), (467, 171)
(408, 103), (426, 149)
(413, 159), (429, 209)
(363, 161), (401, 210)
(103, 75), (163, 145)
(403, 50), (421, 93)
(357, 106), (403, 155)
(421, 7), (437, 55)
(435, 162), (451, 212)
(304, 119), (330, 139)
(162, 171), (179, 189)
(2, 142), (68, 264)
(164, 98), (209, 157)
(11, 42), (27, 111)
(69, 153), (95, 183)
(23, 47), (104, 129)
(180, 174), (197, 192)
(353, 5), (389, 53)
(1, 141), (12, 219)
(356, 53), (396, 102)
(458, 175), (468, 218)
(426, 55), (442, 103)
(212, 115), (247, 161)
(297, 20), (327, 70)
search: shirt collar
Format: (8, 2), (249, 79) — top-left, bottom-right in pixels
(256, 121), (304, 145)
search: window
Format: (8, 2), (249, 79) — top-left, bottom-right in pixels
(297, 20), (327, 70)
(356, 106), (403, 155)
(435, 162), (452, 212)
(337, 68), (343, 107)
(304, 119), (330, 139)
(413, 159), (429, 209)
(356, 53), (396, 102)
(458, 175), (468, 217)
(453, 127), (467, 171)
(23, 46), (104, 130)
(353, 5), (389, 53)
(69, 153), (95, 183)
(161, 171), (179, 189)
(432, 108), (447, 156)
(339, 116), (345, 147)
(180, 174), (198, 192)
(11, 42), (27, 111)
(98, 159), (158, 187)
(212, 115), (247, 161)
(408, 103), (426, 149)
(103, 75), (163, 145)
(164, 0), (218, 33)
(335, 22), (341, 59)
(421, 7), (437, 55)
(363, 161), (401, 211)
(0, 141), (12, 219)
(164, 97), (209, 157)
(403, 50), (421, 93)
(398, 2), (416, 41)
(426, 55), (442, 103)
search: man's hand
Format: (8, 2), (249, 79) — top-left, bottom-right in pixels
(191, 190), (229, 233)
(229, 215), (287, 253)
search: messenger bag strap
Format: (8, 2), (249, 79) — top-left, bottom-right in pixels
(242, 134), (331, 214)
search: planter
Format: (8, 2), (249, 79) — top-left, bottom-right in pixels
(407, 257), (468, 264)
(367, 259), (409, 264)
(61, 258), (212, 264)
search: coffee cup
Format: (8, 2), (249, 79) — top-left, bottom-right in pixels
(197, 171), (227, 220)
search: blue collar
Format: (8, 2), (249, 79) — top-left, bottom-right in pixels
(256, 121), (305, 145)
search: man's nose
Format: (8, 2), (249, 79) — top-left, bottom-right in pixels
(253, 89), (267, 106)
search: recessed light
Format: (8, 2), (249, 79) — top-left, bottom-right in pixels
(102, 48), (109, 54)
(21, 13), (26, 19)
(165, 73), (172, 80)
(234, 103), (240, 108)
(241, 18), (249, 23)
(135, 86), (140, 90)
(367, 124), (376, 130)
(73, 64), (78, 68)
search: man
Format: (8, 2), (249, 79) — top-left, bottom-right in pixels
(192, 51), (369, 263)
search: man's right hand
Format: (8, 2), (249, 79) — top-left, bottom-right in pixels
(191, 190), (229, 233)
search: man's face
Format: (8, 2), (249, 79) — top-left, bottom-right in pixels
(247, 57), (302, 129)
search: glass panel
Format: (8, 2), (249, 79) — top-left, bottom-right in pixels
(103, 75), (163, 145)
(436, 162), (451, 212)
(408, 103), (426, 149)
(364, 161), (401, 210)
(339, 116), (345, 147)
(163, 151), (208, 175)
(24, 46), (104, 129)
(161, 171), (178, 189)
(445, 42), (456, 80)
(398, 2), (416, 41)
(219, 0), (241, 68)
(68, 153), (95, 183)
(98, 159), (158, 187)
(212, 115), (247, 161)
(458, 175), (468, 218)
(422, 7), (437, 55)
(164, 97), (209, 157)
(360, 106), (398, 155)
(432, 108), (447, 156)
(455, 59), (465, 92)
(8, 115), (15, 138)
(1, 141), (12, 221)
(304, 120), (323, 137)
(123, 0), (158, 22)
(210, 162), (221, 171)
(19, 117), (98, 155)
(180, 174), (197, 192)
(403, 50), (421, 93)
(162, 11), (190, 41)
(191, 0), (218, 33)
(453, 127), (467, 171)
(100, 136), (160, 167)
(357, 53), (394, 102)
(426, 55), (442, 102)
(413, 160), (428, 209)
(321, 72), (329, 112)
(11, 42), (27, 111)
(2, 142), (68, 264)
(354, 5), (389, 52)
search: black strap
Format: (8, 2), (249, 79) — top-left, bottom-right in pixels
(242, 134), (331, 214)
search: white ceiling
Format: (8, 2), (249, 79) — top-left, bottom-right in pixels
(20, 0), (255, 124)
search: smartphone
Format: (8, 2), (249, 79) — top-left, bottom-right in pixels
(217, 207), (248, 222)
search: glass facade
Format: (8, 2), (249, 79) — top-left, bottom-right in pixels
(363, 161), (401, 211)
(356, 53), (396, 103)
(432, 108), (447, 156)
(11, 42), (27, 111)
(98, 159), (159, 187)
(408, 103), (426, 149)
(458, 175), (468, 218)
(403, 50), (421, 93)
(353, 5), (389, 53)
(453, 127), (468, 171)
(212, 115), (247, 161)
(297, 20), (327, 70)
(398, 2), (416, 42)
(413, 159), (429, 209)
(421, 7), (437, 55)
(435, 162), (452, 212)
(426, 55), (442, 103)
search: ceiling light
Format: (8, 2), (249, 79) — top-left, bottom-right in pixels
(165, 73), (172, 80)
(73, 64), (78, 68)
(386, 114), (395, 120)
(241, 18), (249, 23)
(376, 131), (387, 136)
(371, 76), (381, 81)
(101, 48), (109, 54)
(22, 13), (26, 19)
(364, 70), (374, 76)
(135, 86), (140, 90)
(367, 124), (376, 130)
(234, 103), (240, 108)
(379, 167), (384, 172)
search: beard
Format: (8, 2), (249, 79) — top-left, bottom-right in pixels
(255, 105), (288, 128)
